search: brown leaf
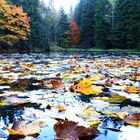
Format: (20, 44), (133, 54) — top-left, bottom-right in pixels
(124, 113), (140, 126)
(10, 79), (31, 91)
(54, 119), (100, 140)
(69, 85), (76, 92)
(51, 80), (64, 89)
(7, 120), (42, 136)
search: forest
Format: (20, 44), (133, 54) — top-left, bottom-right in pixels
(0, 0), (140, 52)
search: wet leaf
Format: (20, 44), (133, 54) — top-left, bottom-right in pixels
(76, 78), (103, 95)
(89, 120), (101, 127)
(58, 105), (66, 112)
(124, 113), (140, 126)
(0, 101), (7, 106)
(10, 79), (31, 91)
(123, 86), (140, 94)
(7, 120), (42, 136)
(116, 112), (129, 119)
(109, 94), (126, 103)
(50, 79), (64, 89)
(69, 85), (76, 92)
(54, 119), (100, 140)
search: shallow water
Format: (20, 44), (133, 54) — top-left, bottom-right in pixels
(0, 52), (140, 140)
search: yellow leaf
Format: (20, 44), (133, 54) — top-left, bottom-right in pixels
(76, 78), (103, 95)
(58, 105), (66, 112)
(90, 120), (101, 127)
(123, 86), (140, 94)
(0, 102), (7, 106)
(116, 112), (128, 119)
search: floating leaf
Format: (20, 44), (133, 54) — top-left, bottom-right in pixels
(10, 79), (31, 91)
(7, 120), (42, 136)
(54, 119), (100, 140)
(58, 105), (66, 112)
(124, 113), (140, 126)
(90, 120), (101, 127)
(0, 101), (7, 106)
(116, 112), (129, 119)
(109, 94), (126, 103)
(76, 78), (103, 95)
(50, 79), (64, 89)
(123, 86), (140, 94)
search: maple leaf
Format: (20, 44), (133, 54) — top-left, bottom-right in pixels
(54, 119), (100, 140)
(76, 78), (103, 95)
(7, 120), (42, 137)
(124, 113), (140, 126)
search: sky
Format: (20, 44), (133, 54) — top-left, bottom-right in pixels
(44, 0), (79, 13)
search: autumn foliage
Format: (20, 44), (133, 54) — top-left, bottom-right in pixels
(0, 0), (30, 46)
(69, 21), (80, 45)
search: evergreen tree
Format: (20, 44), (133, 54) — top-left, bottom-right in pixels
(126, 0), (140, 49)
(95, 0), (112, 49)
(56, 8), (70, 47)
(45, 0), (58, 44)
(73, 0), (83, 27)
(80, 0), (96, 48)
(110, 0), (129, 49)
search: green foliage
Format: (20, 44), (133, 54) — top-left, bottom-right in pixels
(110, 0), (140, 50)
(80, 0), (96, 48)
(95, 0), (112, 49)
(56, 8), (71, 48)
(74, 0), (140, 50)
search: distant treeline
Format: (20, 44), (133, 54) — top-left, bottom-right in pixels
(0, 0), (140, 52)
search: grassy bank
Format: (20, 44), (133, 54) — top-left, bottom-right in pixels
(50, 46), (140, 53)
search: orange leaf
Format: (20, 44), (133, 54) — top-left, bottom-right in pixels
(50, 79), (64, 89)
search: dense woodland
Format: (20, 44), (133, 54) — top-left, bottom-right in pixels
(0, 0), (140, 52)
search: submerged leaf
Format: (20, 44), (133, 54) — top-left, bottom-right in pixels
(54, 119), (100, 140)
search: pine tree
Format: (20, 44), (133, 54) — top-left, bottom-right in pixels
(95, 0), (112, 49)
(45, 0), (58, 44)
(80, 0), (96, 48)
(56, 8), (70, 47)
(73, 0), (83, 27)
(126, 0), (140, 49)
(110, 0), (129, 49)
